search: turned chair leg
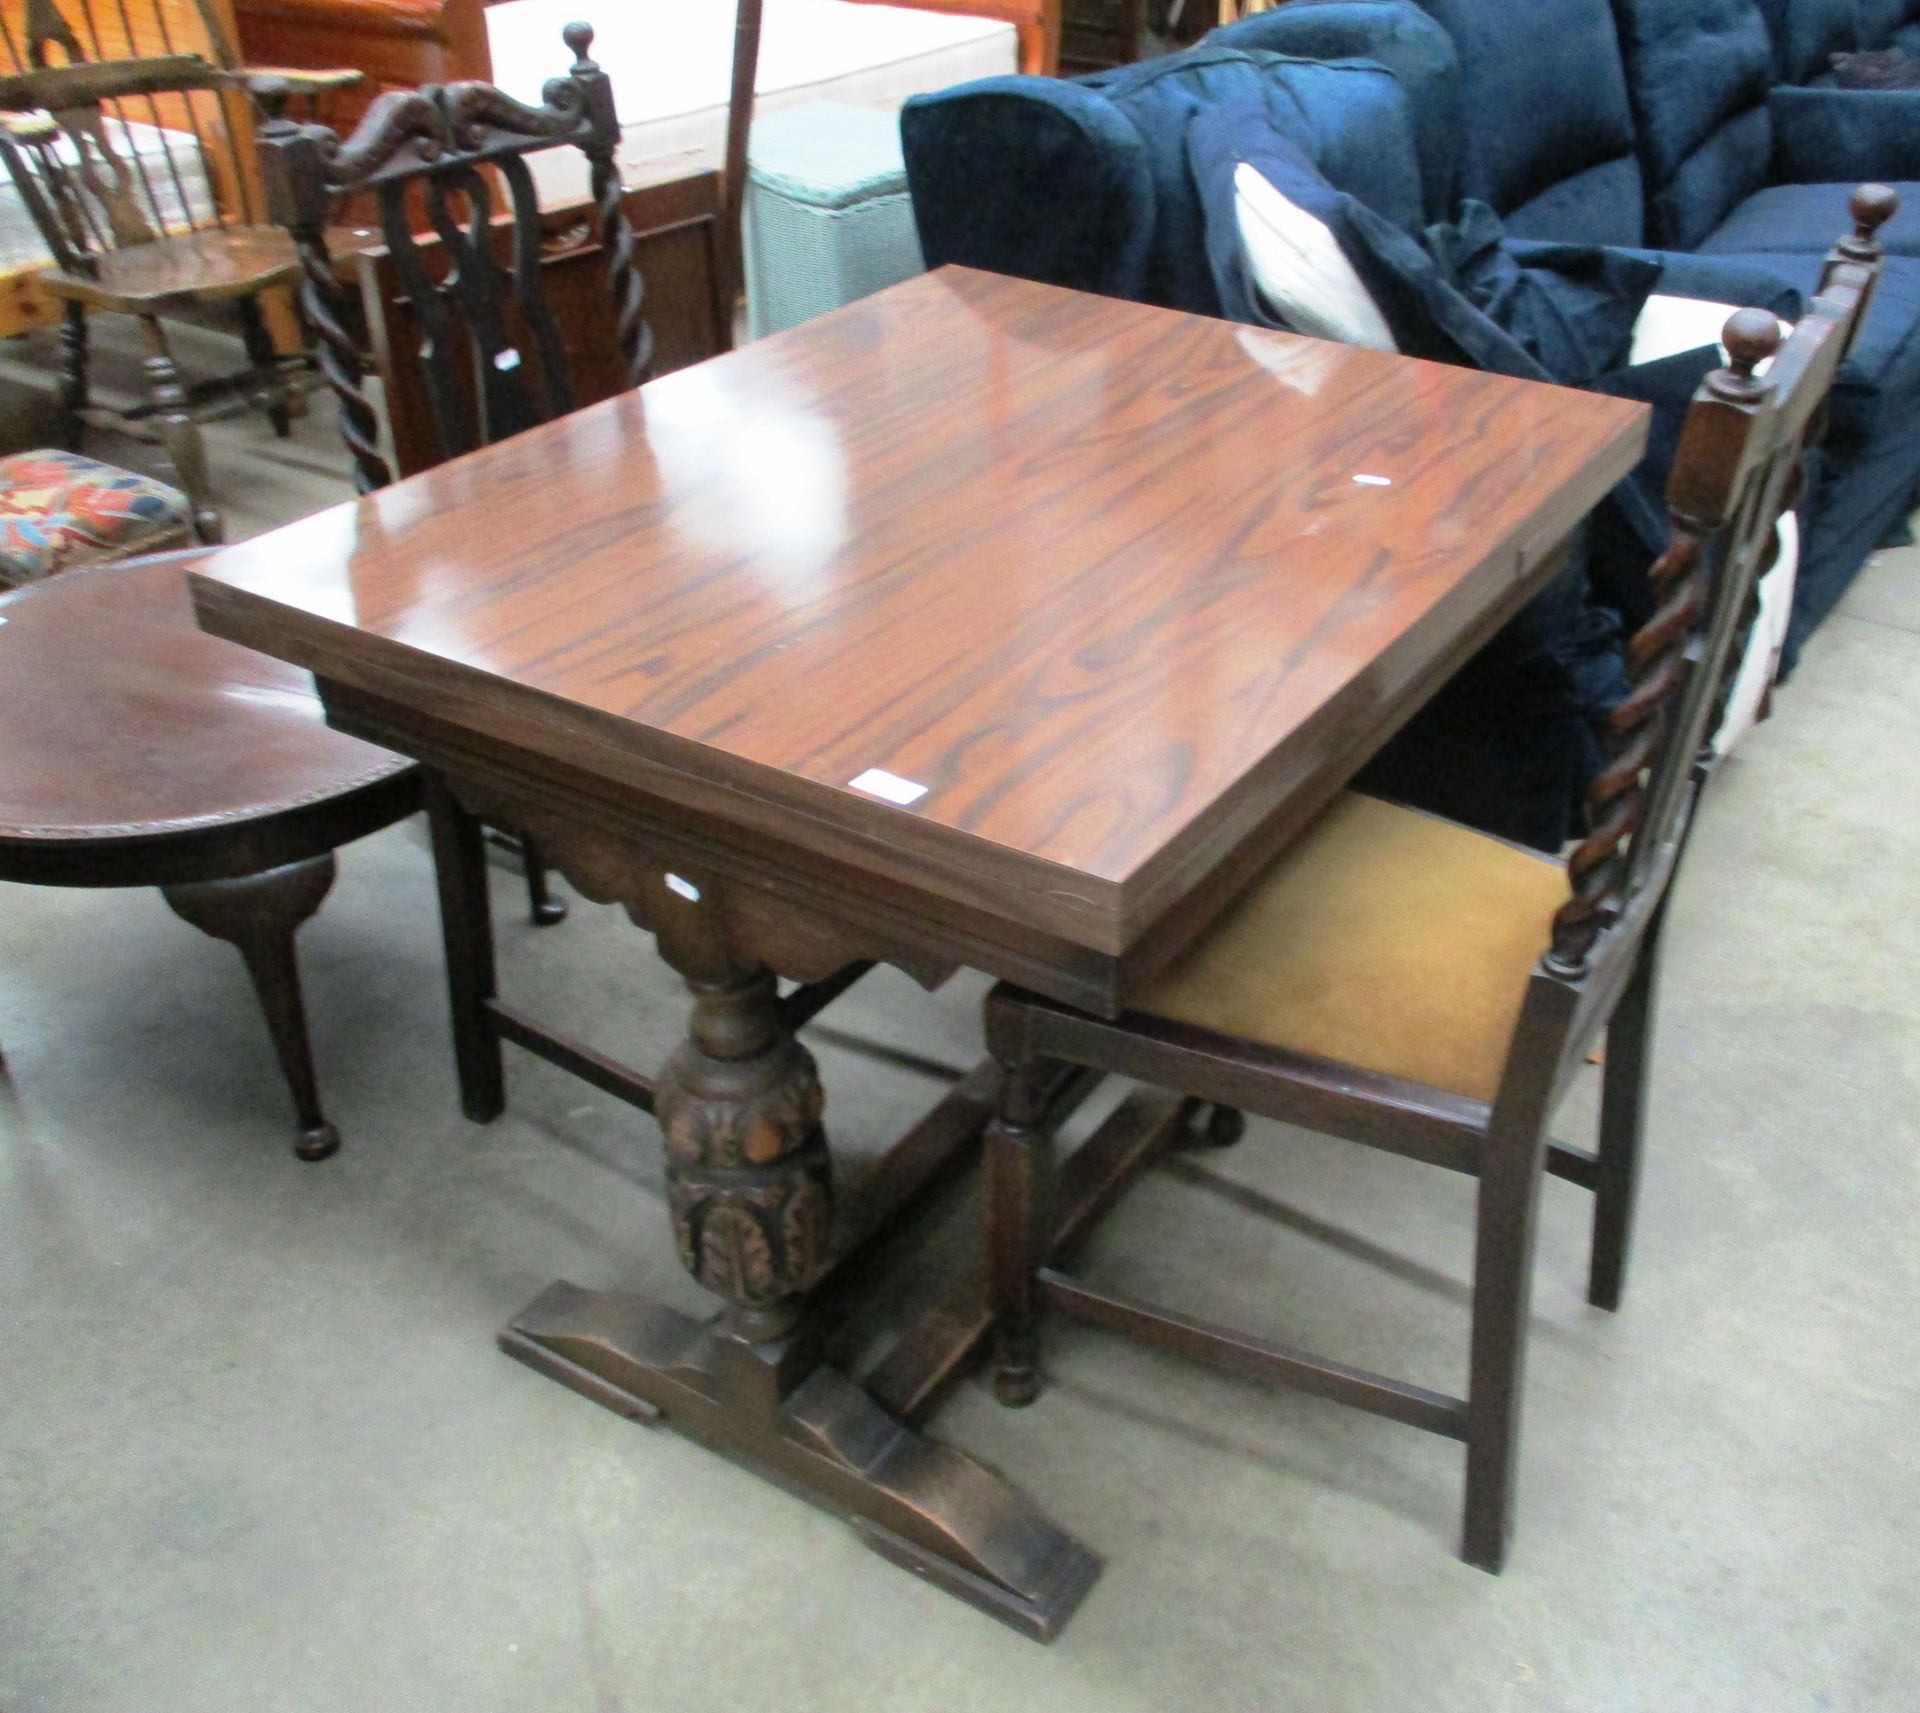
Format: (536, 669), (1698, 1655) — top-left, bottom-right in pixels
(521, 834), (568, 926)
(58, 301), (89, 452)
(138, 315), (222, 544)
(1461, 1112), (1552, 1573)
(237, 294), (293, 439)
(162, 854), (340, 1162)
(426, 775), (506, 1123)
(984, 1056), (1056, 1407)
(1590, 930), (1662, 1312)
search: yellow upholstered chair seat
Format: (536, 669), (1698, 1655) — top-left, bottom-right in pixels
(1136, 793), (1571, 1102)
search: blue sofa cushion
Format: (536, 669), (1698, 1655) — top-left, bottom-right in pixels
(1857, 0), (1917, 45)
(1424, 209), (1663, 384)
(1085, 49), (1429, 311)
(1768, 84), (1920, 180)
(1751, 0), (1861, 81)
(1193, 104), (1658, 384)
(1703, 178), (1920, 254)
(1413, 0), (1646, 245)
(1608, 0), (1779, 247)
(906, 50), (1432, 320)
(1209, 0), (1465, 222)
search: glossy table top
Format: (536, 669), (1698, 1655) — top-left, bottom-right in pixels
(190, 267), (1647, 954)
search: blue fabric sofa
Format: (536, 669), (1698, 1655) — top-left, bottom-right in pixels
(1325, 0), (1920, 648)
(1759, 0), (1920, 80)
(900, 0), (1918, 851)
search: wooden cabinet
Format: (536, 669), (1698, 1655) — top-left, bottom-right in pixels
(229, 0), (489, 133)
(1060, 0), (1145, 72)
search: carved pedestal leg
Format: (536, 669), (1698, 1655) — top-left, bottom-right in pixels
(162, 855), (339, 1161)
(238, 294), (294, 439)
(499, 878), (1098, 1639)
(657, 966), (831, 1342)
(58, 302), (88, 452)
(138, 316), (221, 544)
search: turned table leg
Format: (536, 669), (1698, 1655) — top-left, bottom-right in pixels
(162, 854), (339, 1161)
(499, 893), (1098, 1639)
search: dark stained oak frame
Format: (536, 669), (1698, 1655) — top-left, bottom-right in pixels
(972, 192), (1895, 1581)
(187, 266), (1651, 1638)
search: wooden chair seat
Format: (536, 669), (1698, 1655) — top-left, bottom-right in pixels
(40, 225), (300, 312)
(1137, 793), (1570, 1103)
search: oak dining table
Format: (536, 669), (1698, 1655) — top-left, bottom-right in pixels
(186, 265), (1648, 1640)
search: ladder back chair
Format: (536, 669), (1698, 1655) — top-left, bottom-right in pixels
(976, 185), (1893, 1576)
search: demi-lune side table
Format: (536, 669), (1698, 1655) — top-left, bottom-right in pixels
(0, 554), (420, 1158)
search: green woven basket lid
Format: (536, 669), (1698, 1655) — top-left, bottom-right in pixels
(747, 102), (910, 211)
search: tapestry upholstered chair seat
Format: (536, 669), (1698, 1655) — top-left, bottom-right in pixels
(0, 449), (192, 588)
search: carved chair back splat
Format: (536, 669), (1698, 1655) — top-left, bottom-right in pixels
(251, 20), (651, 493)
(975, 185), (1894, 1581)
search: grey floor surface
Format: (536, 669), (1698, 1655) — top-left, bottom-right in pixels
(1, 322), (1916, 1711)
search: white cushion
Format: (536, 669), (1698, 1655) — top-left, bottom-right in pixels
(1712, 510), (1799, 759)
(1627, 294), (1790, 371)
(1233, 162), (1397, 352)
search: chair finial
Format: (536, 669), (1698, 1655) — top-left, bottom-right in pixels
(564, 20), (596, 70)
(1851, 182), (1899, 241)
(1721, 308), (1781, 383)
(249, 74), (293, 127)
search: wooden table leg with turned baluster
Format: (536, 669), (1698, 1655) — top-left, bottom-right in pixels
(412, 777), (1104, 1639)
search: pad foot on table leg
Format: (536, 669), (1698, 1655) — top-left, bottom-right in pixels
(500, 1282), (1098, 1642)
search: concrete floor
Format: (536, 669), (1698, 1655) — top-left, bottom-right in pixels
(2, 324), (1918, 1711)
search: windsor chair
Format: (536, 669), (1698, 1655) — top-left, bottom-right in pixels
(0, 0), (359, 538)
(974, 187), (1893, 1575)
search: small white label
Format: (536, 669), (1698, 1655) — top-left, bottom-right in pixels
(1352, 473), (1393, 487)
(849, 767), (928, 806)
(494, 347), (522, 372)
(664, 872), (701, 902)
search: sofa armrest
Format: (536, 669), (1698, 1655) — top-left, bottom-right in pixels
(1565, 246), (1807, 319)
(1768, 86), (1920, 185)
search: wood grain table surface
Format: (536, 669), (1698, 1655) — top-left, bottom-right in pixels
(190, 265), (1647, 1010)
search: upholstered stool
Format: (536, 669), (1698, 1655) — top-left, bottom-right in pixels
(0, 450), (194, 589)
(743, 102), (925, 339)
